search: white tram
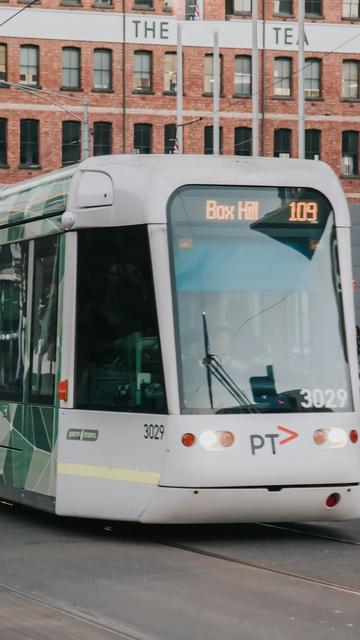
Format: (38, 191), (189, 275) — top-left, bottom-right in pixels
(0, 155), (359, 523)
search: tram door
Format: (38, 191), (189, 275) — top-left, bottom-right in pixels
(56, 226), (167, 519)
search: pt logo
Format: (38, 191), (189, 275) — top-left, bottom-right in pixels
(250, 426), (298, 455)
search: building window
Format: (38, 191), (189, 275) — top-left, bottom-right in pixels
(274, 0), (293, 14)
(164, 124), (177, 153)
(134, 0), (153, 6)
(93, 122), (112, 156)
(20, 119), (39, 167)
(20, 45), (39, 86)
(164, 52), (177, 93)
(343, 0), (360, 17)
(0, 44), (7, 82)
(133, 51), (152, 92)
(62, 48), (81, 90)
(234, 127), (252, 156)
(304, 59), (321, 98)
(305, 129), (321, 160)
(93, 0), (113, 5)
(342, 60), (359, 99)
(234, 56), (252, 97)
(274, 128), (292, 158)
(0, 118), (7, 166)
(93, 49), (112, 91)
(305, 0), (322, 16)
(204, 54), (223, 95)
(226, 0), (252, 14)
(274, 57), (292, 97)
(342, 131), (359, 175)
(185, 0), (201, 19)
(134, 123), (152, 154)
(204, 126), (223, 154)
(62, 121), (81, 165)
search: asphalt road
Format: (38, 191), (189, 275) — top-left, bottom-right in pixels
(0, 503), (359, 640)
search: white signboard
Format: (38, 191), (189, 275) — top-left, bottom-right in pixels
(0, 8), (359, 53)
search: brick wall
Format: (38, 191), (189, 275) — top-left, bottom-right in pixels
(0, 0), (359, 202)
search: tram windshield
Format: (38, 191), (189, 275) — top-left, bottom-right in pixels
(168, 185), (353, 414)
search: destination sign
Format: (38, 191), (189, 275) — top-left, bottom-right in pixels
(205, 199), (319, 224)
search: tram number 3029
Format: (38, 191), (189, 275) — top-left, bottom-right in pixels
(143, 424), (165, 440)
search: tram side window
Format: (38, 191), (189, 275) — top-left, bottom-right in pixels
(0, 242), (28, 400)
(75, 227), (167, 413)
(29, 236), (59, 404)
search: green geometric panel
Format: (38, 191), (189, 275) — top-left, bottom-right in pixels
(25, 448), (56, 495)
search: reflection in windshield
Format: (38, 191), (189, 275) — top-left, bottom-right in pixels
(168, 185), (353, 414)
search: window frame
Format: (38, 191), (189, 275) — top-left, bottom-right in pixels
(0, 43), (7, 82)
(93, 48), (112, 92)
(204, 53), (223, 96)
(342, 60), (359, 100)
(342, 130), (359, 176)
(20, 45), (39, 87)
(304, 58), (321, 99)
(274, 0), (293, 15)
(274, 128), (292, 158)
(204, 125), (223, 155)
(305, 0), (322, 16)
(93, 121), (112, 156)
(134, 123), (152, 154)
(234, 55), (252, 97)
(163, 51), (177, 94)
(305, 129), (321, 160)
(0, 118), (7, 167)
(343, 0), (360, 18)
(234, 126), (252, 156)
(62, 120), (81, 165)
(62, 47), (81, 90)
(274, 57), (292, 97)
(164, 123), (177, 154)
(133, 50), (153, 93)
(20, 119), (40, 167)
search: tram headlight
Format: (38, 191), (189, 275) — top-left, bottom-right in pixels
(199, 430), (235, 450)
(313, 428), (347, 448)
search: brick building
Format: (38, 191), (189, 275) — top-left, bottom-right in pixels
(0, 0), (360, 205)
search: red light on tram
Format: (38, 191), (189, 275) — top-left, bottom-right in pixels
(58, 379), (69, 402)
(181, 433), (196, 447)
(325, 493), (341, 508)
(350, 430), (358, 444)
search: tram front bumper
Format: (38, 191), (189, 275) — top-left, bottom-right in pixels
(140, 483), (360, 524)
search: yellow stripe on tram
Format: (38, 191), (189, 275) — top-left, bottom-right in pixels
(58, 463), (160, 485)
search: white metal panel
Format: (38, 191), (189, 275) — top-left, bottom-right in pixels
(55, 410), (167, 519)
(76, 171), (113, 208)
(350, 204), (360, 325)
(148, 225), (179, 415)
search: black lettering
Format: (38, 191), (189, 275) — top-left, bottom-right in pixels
(132, 20), (141, 38)
(284, 28), (293, 45)
(273, 27), (281, 45)
(160, 22), (169, 39)
(250, 434), (265, 455)
(265, 433), (279, 455)
(144, 21), (156, 38)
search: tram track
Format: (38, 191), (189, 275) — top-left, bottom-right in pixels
(257, 522), (360, 545)
(153, 537), (360, 597)
(0, 580), (156, 640)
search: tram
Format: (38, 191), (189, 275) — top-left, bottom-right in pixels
(0, 154), (359, 523)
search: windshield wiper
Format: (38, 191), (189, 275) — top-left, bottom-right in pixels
(201, 312), (258, 413)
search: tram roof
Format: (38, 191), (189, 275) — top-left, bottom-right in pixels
(0, 155), (350, 229)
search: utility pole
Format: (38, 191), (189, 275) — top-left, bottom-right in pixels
(213, 31), (220, 155)
(298, 0), (305, 159)
(252, 0), (259, 156)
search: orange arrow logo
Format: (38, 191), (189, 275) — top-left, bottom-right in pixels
(277, 425), (299, 446)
